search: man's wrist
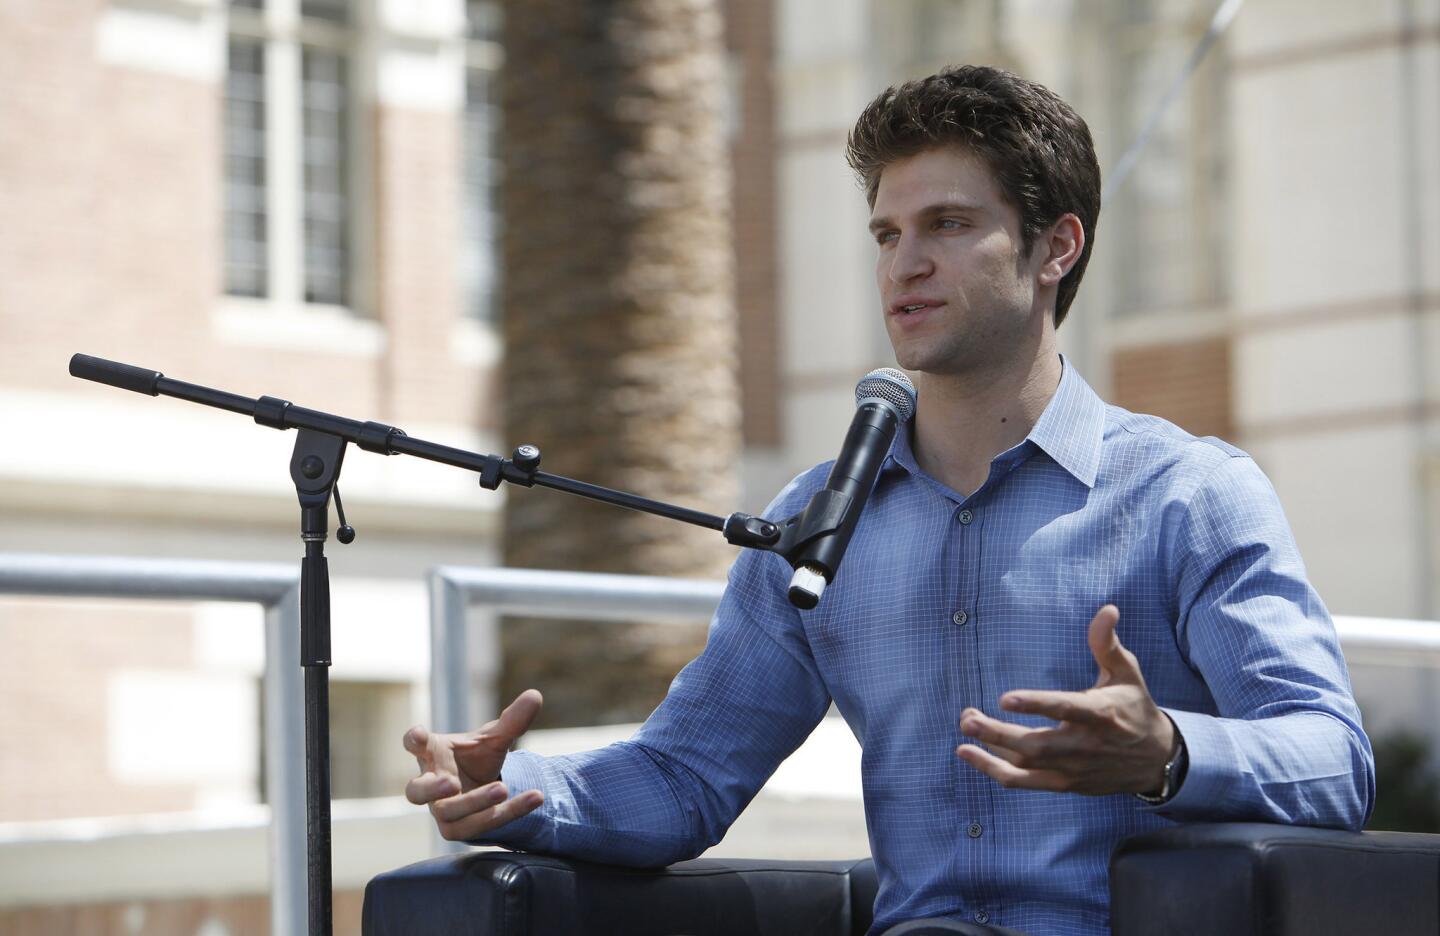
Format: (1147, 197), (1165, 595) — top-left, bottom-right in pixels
(1135, 717), (1187, 805)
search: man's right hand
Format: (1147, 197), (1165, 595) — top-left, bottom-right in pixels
(403, 688), (546, 841)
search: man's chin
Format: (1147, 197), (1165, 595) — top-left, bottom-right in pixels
(892, 347), (965, 376)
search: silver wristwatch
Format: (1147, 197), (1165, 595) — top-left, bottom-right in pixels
(1135, 727), (1188, 805)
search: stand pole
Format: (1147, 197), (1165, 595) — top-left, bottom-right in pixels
(291, 430), (344, 936)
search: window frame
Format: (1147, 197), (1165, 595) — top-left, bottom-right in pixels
(222, 0), (376, 336)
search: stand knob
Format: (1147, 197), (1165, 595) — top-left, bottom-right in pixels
(512, 444), (541, 473)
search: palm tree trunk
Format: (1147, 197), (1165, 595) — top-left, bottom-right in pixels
(497, 0), (740, 726)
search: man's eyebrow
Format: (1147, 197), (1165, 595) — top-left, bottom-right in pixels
(867, 202), (985, 232)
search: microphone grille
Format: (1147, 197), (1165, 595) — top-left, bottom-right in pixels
(855, 368), (916, 421)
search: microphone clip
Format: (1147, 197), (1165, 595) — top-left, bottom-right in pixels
(721, 490), (853, 567)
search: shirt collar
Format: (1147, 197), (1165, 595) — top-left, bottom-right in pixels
(882, 357), (1106, 489)
(1025, 357), (1105, 488)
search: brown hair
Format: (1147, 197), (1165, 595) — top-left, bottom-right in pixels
(846, 65), (1101, 326)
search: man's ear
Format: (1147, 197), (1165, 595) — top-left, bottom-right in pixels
(1036, 213), (1084, 287)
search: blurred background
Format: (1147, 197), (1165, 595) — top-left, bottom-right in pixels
(1, 0), (1438, 931)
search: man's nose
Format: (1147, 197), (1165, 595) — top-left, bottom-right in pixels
(886, 235), (933, 283)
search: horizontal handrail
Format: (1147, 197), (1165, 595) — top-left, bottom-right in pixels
(0, 553), (305, 936)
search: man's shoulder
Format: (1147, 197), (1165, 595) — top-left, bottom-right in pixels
(1102, 401), (1249, 469)
(763, 461), (835, 515)
(1092, 401), (1278, 512)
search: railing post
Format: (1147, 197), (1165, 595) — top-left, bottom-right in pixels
(265, 583), (306, 936)
(427, 571), (471, 856)
(428, 571), (470, 735)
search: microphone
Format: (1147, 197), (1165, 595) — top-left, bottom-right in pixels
(788, 368), (916, 609)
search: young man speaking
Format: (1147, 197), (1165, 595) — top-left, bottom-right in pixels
(403, 66), (1374, 936)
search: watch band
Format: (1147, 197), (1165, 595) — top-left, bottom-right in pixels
(1135, 727), (1188, 805)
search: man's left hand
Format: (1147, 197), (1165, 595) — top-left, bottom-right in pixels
(955, 605), (1175, 796)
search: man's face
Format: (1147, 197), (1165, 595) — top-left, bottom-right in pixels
(869, 146), (1047, 376)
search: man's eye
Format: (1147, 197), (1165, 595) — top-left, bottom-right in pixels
(937, 218), (966, 230)
(875, 230), (898, 244)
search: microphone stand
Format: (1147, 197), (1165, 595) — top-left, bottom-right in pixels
(69, 353), (857, 935)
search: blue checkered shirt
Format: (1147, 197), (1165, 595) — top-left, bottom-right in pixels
(486, 362), (1374, 935)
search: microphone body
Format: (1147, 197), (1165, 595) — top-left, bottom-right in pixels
(788, 369), (915, 609)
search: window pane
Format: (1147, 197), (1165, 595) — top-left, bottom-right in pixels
(302, 47), (350, 306)
(224, 37), (269, 298)
(229, 0), (264, 10)
(466, 0), (501, 41)
(301, 0), (349, 25)
(462, 66), (500, 321)
(1111, 0), (1227, 316)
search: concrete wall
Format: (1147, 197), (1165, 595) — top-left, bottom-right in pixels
(1227, 0), (1440, 618)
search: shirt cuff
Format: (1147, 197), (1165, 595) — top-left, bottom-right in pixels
(1146, 707), (1235, 815)
(468, 749), (550, 848)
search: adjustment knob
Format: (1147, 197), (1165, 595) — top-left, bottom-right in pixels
(512, 444), (541, 472)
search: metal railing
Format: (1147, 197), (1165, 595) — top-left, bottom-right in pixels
(7, 552), (1440, 928)
(427, 566), (725, 736)
(426, 566), (725, 855)
(0, 553), (306, 936)
(1334, 616), (1440, 653)
(424, 564), (1440, 732)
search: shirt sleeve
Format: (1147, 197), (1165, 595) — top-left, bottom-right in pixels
(1156, 454), (1375, 828)
(472, 491), (833, 866)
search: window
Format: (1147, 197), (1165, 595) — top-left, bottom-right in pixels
(1108, 0), (1229, 316)
(224, 35), (268, 298)
(462, 1), (502, 322)
(224, 0), (359, 311)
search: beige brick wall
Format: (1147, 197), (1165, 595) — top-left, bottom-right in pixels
(0, 598), (198, 822)
(0, 0), (492, 833)
(0, 5), (490, 418)
(373, 105), (490, 428)
(1111, 336), (1234, 443)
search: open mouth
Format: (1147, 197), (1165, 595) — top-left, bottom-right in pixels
(891, 300), (939, 317)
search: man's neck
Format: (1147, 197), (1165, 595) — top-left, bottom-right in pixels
(911, 343), (1064, 498)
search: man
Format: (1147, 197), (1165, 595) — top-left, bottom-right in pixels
(404, 66), (1374, 936)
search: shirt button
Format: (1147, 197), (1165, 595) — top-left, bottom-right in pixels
(974, 910), (990, 924)
(967, 822), (983, 838)
(958, 508), (974, 525)
(952, 610), (969, 627)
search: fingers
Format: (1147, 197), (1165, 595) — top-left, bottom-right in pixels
(959, 707), (1089, 767)
(403, 724), (439, 774)
(955, 743), (1068, 792)
(405, 770), (459, 806)
(432, 788), (546, 843)
(999, 690), (1107, 725)
(1086, 604), (1120, 666)
(1086, 605), (1144, 685)
(461, 689), (545, 751)
(959, 708), (1042, 748)
(430, 781), (508, 821)
(403, 724), (431, 758)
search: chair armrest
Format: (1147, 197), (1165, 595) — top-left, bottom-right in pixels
(1110, 822), (1440, 936)
(362, 850), (877, 936)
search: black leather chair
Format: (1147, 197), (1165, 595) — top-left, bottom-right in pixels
(363, 824), (1440, 935)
